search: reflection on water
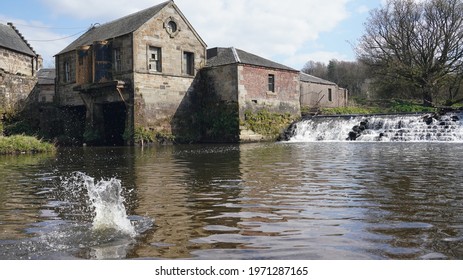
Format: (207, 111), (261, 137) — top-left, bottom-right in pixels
(1, 143), (463, 259)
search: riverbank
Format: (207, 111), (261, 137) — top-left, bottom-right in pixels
(0, 135), (56, 155)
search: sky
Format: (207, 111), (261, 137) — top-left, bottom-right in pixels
(0, 0), (383, 70)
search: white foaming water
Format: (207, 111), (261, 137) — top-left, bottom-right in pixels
(288, 112), (463, 142)
(63, 172), (137, 237)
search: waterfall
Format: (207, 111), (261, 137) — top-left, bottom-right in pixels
(287, 112), (463, 142)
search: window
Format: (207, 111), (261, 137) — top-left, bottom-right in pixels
(64, 61), (71, 82)
(148, 46), (162, 72)
(268, 74), (275, 92)
(167, 21), (177, 34)
(328, 88), (333, 102)
(183, 52), (194, 76)
(114, 48), (122, 72)
(164, 17), (180, 38)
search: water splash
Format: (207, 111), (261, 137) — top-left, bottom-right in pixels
(61, 172), (137, 237)
(287, 112), (463, 142)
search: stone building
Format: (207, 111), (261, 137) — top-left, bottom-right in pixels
(55, 0), (206, 145)
(204, 47), (301, 142)
(300, 72), (348, 113)
(0, 22), (42, 112)
(36, 69), (56, 104)
(52, 0), (345, 145)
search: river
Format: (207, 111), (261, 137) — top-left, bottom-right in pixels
(0, 142), (463, 260)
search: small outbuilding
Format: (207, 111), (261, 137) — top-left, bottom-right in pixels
(0, 23), (42, 111)
(203, 47), (301, 142)
(300, 72), (348, 113)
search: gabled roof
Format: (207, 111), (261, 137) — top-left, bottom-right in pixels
(207, 47), (297, 72)
(58, 1), (173, 55)
(300, 72), (336, 86)
(0, 23), (36, 57)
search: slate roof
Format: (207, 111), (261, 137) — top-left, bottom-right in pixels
(207, 47), (297, 72)
(0, 23), (36, 56)
(57, 1), (171, 55)
(300, 72), (336, 86)
(37, 68), (56, 85)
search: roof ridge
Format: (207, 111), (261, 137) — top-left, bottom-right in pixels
(231, 47), (241, 63)
(57, 1), (172, 55)
(93, 0), (171, 30)
(6, 22), (37, 56)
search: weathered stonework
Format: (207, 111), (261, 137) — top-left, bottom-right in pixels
(132, 4), (206, 134)
(0, 48), (38, 76)
(55, 1), (207, 145)
(0, 70), (37, 112)
(1, 23), (42, 113)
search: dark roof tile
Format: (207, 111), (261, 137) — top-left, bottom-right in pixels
(57, 1), (171, 55)
(0, 23), (36, 56)
(37, 68), (56, 85)
(207, 47), (297, 72)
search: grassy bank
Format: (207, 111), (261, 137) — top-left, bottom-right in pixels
(313, 100), (442, 116)
(0, 135), (56, 155)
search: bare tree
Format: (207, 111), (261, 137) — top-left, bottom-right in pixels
(302, 60), (328, 79)
(357, 0), (463, 106)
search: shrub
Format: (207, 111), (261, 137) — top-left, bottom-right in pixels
(243, 110), (296, 138)
(0, 135), (56, 154)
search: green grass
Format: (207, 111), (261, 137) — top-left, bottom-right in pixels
(0, 135), (56, 155)
(318, 100), (437, 116)
(243, 110), (296, 138)
(320, 107), (381, 115)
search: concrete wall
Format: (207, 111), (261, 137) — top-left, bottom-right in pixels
(300, 81), (348, 109)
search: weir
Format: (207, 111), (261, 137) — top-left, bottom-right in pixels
(285, 111), (463, 142)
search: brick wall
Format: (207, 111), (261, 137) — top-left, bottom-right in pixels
(239, 65), (300, 117)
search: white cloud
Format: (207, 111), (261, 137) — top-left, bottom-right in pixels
(177, 0), (352, 69)
(284, 50), (350, 67)
(39, 0), (353, 69)
(356, 5), (370, 14)
(0, 16), (76, 68)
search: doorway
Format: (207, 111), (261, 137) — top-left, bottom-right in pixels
(102, 102), (126, 146)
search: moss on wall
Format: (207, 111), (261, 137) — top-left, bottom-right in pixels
(196, 101), (240, 143)
(242, 109), (296, 139)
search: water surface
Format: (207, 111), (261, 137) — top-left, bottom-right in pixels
(1, 142), (462, 259)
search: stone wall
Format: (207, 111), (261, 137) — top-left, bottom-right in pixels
(0, 70), (37, 112)
(133, 4), (206, 135)
(196, 66), (240, 142)
(0, 48), (36, 76)
(55, 51), (82, 106)
(300, 82), (348, 109)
